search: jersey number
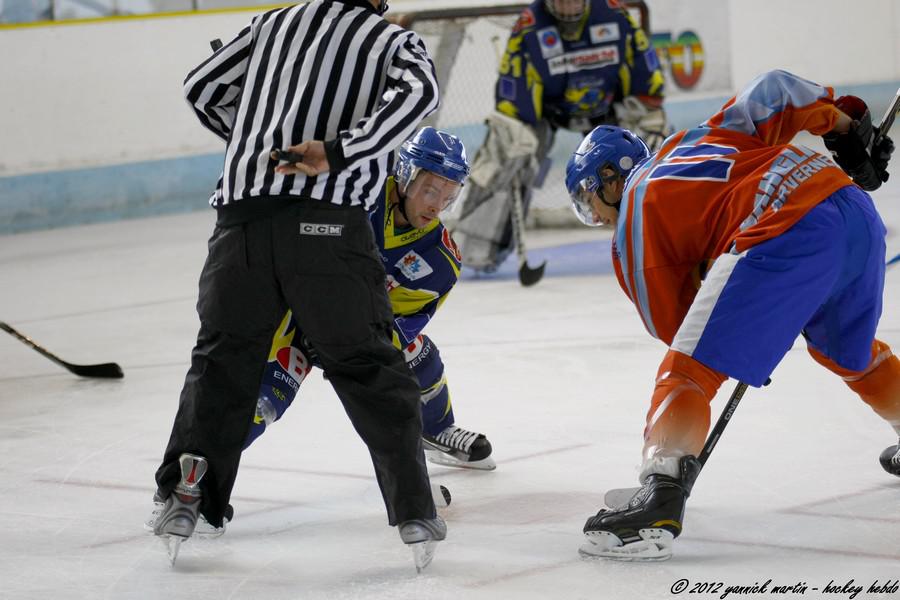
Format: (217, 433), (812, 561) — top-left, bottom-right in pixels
(647, 143), (737, 182)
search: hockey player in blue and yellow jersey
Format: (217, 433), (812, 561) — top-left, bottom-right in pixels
(455, 0), (668, 274)
(246, 128), (496, 473)
(496, 0), (664, 137)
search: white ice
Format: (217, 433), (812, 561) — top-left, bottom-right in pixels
(1, 162), (898, 599)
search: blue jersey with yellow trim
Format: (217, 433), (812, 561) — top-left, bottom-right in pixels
(370, 176), (462, 348)
(496, 0), (664, 127)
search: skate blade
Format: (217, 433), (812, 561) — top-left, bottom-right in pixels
(579, 528), (674, 562)
(425, 450), (496, 471)
(409, 540), (438, 573)
(159, 535), (185, 566)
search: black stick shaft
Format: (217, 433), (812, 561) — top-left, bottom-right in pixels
(874, 88), (900, 148)
(698, 380), (749, 468)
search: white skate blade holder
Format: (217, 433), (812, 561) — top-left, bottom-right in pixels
(425, 448), (497, 471)
(580, 528), (674, 562)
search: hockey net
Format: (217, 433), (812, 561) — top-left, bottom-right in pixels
(394, 2), (648, 228)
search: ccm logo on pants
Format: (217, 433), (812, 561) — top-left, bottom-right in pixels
(299, 223), (343, 236)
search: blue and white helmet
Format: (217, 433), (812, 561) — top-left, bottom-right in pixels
(565, 125), (650, 226)
(395, 127), (470, 203)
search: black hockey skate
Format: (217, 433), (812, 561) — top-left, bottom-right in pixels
(879, 438), (900, 477)
(580, 456), (701, 561)
(399, 516), (447, 573)
(153, 453), (207, 565)
(423, 425), (496, 470)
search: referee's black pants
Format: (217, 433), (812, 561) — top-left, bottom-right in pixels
(155, 200), (434, 528)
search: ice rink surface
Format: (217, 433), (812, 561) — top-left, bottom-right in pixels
(1, 172), (898, 599)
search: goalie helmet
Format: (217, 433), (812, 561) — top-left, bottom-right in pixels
(565, 125), (650, 226)
(544, 0), (589, 39)
(395, 127), (470, 207)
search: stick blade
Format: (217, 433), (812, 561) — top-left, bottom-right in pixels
(67, 362), (124, 379)
(518, 260), (547, 287)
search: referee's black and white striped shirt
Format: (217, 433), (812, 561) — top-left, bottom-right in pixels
(183, 0), (439, 211)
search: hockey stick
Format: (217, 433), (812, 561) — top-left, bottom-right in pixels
(872, 86), (900, 150)
(603, 378), (759, 509)
(0, 321), (124, 379)
(484, 36), (546, 286)
(510, 177), (547, 286)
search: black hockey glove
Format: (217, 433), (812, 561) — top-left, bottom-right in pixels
(871, 133), (895, 184)
(823, 95), (893, 191)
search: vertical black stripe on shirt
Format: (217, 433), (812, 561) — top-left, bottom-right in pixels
(238, 5), (313, 199)
(319, 18), (395, 202)
(256, 3), (329, 198)
(344, 40), (437, 160)
(224, 7), (292, 202)
(186, 0), (438, 209)
(281, 3), (358, 198)
(335, 30), (399, 206)
(260, 6), (373, 200)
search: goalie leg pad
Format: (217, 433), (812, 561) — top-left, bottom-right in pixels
(454, 112), (547, 271)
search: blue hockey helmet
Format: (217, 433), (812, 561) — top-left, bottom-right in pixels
(395, 127), (470, 207)
(565, 125), (650, 226)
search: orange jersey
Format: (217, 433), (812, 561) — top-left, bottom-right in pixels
(613, 70), (853, 344)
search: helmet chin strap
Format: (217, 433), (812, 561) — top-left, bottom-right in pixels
(598, 181), (622, 213)
(395, 185), (412, 224)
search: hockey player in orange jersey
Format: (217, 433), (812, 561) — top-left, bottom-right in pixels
(564, 69), (898, 560)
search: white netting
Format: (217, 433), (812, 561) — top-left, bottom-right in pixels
(404, 8), (585, 227)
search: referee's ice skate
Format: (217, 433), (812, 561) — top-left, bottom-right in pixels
(423, 425), (495, 470)
(152, 453), (207, 565)
(144, 490), (230, 537)
(398, 516), (447, 573)
(580, 456), (700, 561)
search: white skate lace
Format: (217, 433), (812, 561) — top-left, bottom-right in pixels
(433, 426), (480, 453)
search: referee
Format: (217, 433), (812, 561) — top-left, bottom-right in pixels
(153, 0), (445, 568)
